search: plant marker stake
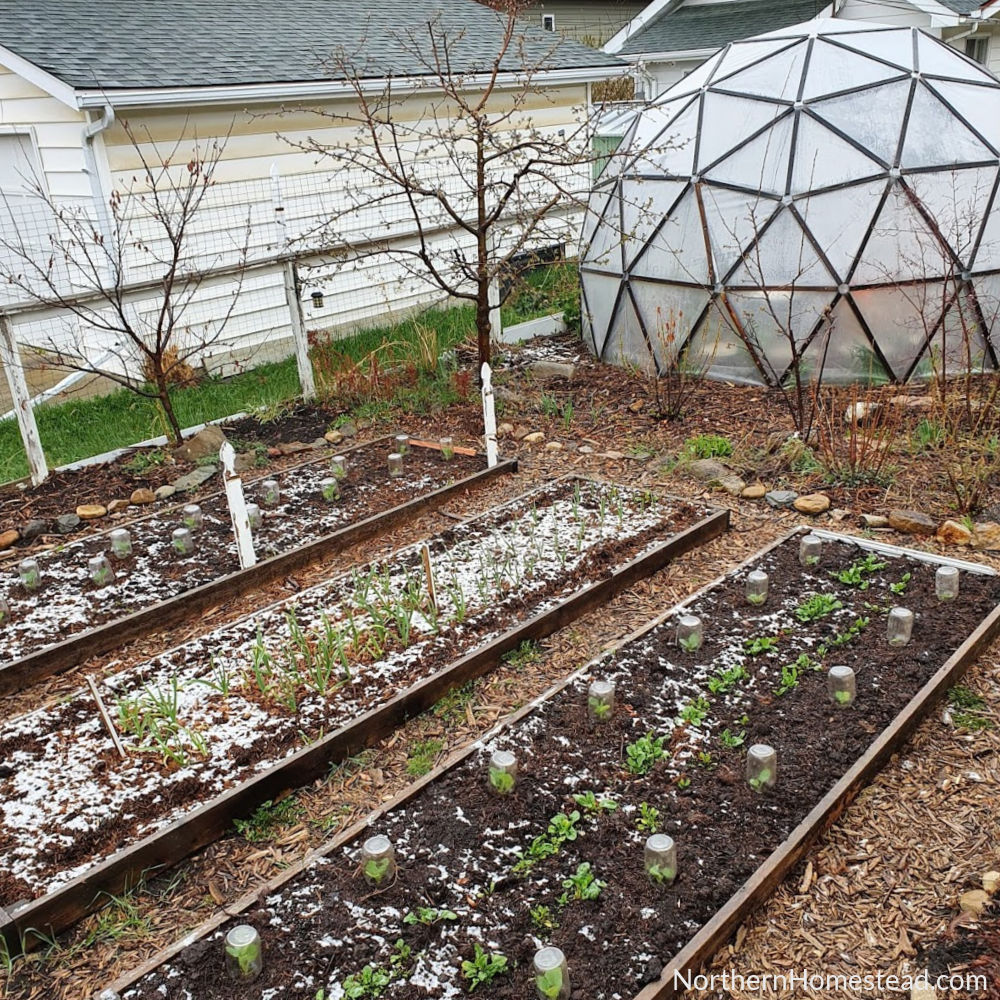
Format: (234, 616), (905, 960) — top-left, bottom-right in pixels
(481, 361), (498, 468)
(0, 313), (47, 486)
(85, 675), (126, 759)
(421, 543), (438, 614)
(219, 442), (257, 570)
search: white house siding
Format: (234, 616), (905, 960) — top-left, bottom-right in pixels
(0, 75), (591, 380)
(530, 2), (648, 44)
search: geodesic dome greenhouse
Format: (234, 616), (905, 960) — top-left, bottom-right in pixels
(580, 18), (1000, 385)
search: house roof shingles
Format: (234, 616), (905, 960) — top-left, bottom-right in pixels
(618, 0), (844, 56)
(0, 0), (621, 92)
(937, 0), (984, 13)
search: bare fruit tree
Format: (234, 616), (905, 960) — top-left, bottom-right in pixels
(0, 120), (251, 444)
(285, 1), (617, 374)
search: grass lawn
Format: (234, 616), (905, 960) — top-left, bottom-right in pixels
(0, 269), (577, 483)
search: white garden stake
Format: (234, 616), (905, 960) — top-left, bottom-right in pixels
(219, 442), (257, 570)
(481, 362), (498, 468)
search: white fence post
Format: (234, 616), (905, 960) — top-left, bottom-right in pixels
(481, 361), (498, 468)
(283, 259), (317, 402)
(0, 314), (47, 486)
(488, 275), (503, 344)
(219, 441), (257, 570)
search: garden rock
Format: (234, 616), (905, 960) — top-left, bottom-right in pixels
(888, 509), (936, 535)
(76, 504), (107, 520)
(512, 425), (530, 440)
(578, 445), (594, 454)
(523, 431), (545, 444)
(175, 425), (226, 462)
(960, 889), (988, 916)
(529, 360), (575, 380)
(604, 450), (625, 460)
(844, 401), (877, 424)
(323, 429), (343, 444)
(937, 520), (973, 546)
(56, 514), (81, 534)
(497, 422), (514, 439)
(312, 437), (328, 449)
(983, 871), (1000, 894)
(130, 488), (156, 505)
(107, 499), (131, 514)
(972, 522), (1000, 550)
(718, 475), (746, 496)
(682, 458), (730, 483)
(765, 490), (798, 508)
(545, 441), (563, 451)
(154, 485), (177, 500)
(741, 483), (766, 499)
(171, 465), (217, 492)
(0, 528), (19, 550)
(794, 493), (831, 515)
(21, 519), (46, 541)
(234, 453), (257, 473)
(338, 422), (357, 437)
(861, 513), (889, 528)
(276, 441), (311, 455)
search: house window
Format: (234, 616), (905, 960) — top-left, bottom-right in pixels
(966, 36), (989, 65)
(542, 14), (555, 31)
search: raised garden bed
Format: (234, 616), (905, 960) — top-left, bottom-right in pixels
(0, 478), (725, 950)
(0, 437), (514, 696)
(106, 529), (1000, 1000)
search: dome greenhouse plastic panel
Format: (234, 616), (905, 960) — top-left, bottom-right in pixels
(580, 17), (1000, 385)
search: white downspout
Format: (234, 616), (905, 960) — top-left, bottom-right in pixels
(82, 104), (116, 263)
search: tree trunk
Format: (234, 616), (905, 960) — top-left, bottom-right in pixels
(152, 361), (184, 446)
(476, 275), (492, 381)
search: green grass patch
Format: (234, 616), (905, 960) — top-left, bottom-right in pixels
(406, 738), (444, 778)
(0, 357), (300, 483)
(233, 795), (305, 843)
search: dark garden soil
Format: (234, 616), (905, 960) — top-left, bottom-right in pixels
(919, 907), (1000, 999)
(0, 481), (710, 910)
(0, 443), (483, 665)
(122, 534), (1000, 1000)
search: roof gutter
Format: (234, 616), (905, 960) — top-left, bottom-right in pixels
(73, 64), (626, 110)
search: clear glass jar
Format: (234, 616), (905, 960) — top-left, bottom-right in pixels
(0, 595), (10, 625)
(587, 679), (615, 721)
(172, 527), (195, 556)
(533, 947), (570, 1000)
(18, 558), (40, 592)
(330, 455), (348, 480)
(181, 504), (203, 532)
(360, 834), (396, 886)
(799, 534), (822, 568)
(109, 528), (132, 560)
(246, 503), (263, 530)
(320, 477), (341, 502)
(488, 749), (517, 795)
(261, 479), (280, 507)
(388, 452), (404, 478)
(745, 570), (768, 606)
(887, 606), (914, 647)
(936, 565), (960, 601)
(88, 554), (115, 587)
(224, 924), (263, 982)
(827, 665), (856, 707)
(747, 743), (777, 792)
(394, 433), (410, 455)
(644, 833), (677, 885)
(440, 436), (455, 460)
(676, 614), (703, 652)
